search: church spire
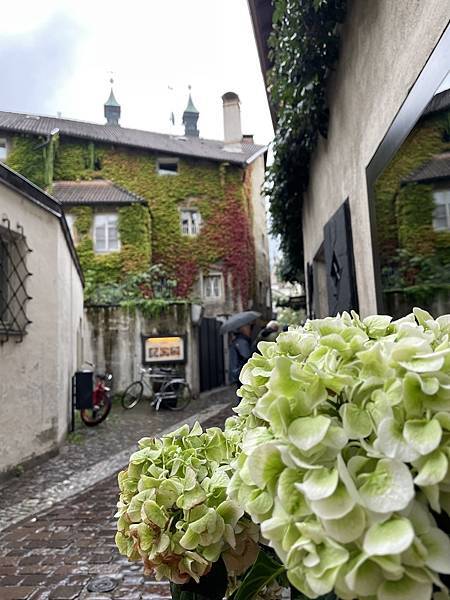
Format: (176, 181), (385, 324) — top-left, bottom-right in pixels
(104, 78), (121, 126)
(182, 86), (199, 137)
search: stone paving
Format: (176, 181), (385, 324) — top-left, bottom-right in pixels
(0, 388), (235, 533)
(0, 390), (235, 600)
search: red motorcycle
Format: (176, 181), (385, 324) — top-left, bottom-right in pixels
(79, 367), (113, 427)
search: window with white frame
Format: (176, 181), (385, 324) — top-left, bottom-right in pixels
(180, 209), (201, 236)
(94, 213), (120, 253)
(0, 139), (6, 161)
(203, 273), (223, 300)
(433, 190), (450, 231)
(157, 157), (178, 175)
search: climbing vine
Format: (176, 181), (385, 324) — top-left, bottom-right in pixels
(266, 0), (346, 283)
(5, 135), (255, 308)
(375, 111), (450, 305)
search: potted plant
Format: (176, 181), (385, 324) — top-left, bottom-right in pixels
(116, 308), (450, 600)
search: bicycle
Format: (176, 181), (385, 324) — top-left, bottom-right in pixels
(121, 366), (192, 412)
(79, 363), (113, 426)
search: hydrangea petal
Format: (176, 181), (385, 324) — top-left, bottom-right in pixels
(374, 418), (420, 462)
(420, 528), (450, 574)
(296, 467), (339, 501)
(403, 419), (442, 456)
(363, 517), (414, 556)
(358, 459), (414, 513)
(414, 451), (448, 487)
(288, 415), (331, 452)
(310, 482), (355, 519)
(322, 504), (366, 544)
(377, 575), (432, 600)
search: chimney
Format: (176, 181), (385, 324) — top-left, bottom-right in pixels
(242, 134), (254, 144)
(222, 92), (242, 151)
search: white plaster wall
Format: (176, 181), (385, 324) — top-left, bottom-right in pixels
(0, 183), (83, 473)
(303, 0), (450, 316)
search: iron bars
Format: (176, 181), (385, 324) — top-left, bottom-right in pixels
(0, 216), (32, 343)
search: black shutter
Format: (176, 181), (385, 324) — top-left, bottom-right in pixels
(323, 200), (359, 315)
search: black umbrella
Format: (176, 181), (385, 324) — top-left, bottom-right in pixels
(220, 311), (261, 334)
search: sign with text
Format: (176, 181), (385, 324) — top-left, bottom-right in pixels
(142, 335), (186, 364)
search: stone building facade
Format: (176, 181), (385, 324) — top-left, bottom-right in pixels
(0, 91), (271, 321)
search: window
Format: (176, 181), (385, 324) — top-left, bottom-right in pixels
(433, 190), (450, 231)
(203, 273), (223, 300)
(0, 220), (31, 340)
(94, 213), (120, 253)
(180, 210), (201, 236)
(157, 157), (178, 175)
(0, 139), (6, 161)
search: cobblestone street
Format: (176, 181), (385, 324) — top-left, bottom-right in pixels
(0, 390), (235, 599)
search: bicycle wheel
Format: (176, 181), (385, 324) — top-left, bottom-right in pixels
(121, 381), (144, 409)
(163, 381), (192, 411)
(80, 395), (112, 426)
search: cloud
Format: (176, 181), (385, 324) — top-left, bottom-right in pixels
(0, 11), (84, 115)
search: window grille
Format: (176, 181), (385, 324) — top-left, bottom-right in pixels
(0, 217), (32, 343)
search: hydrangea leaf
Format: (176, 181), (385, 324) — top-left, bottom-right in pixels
(288, 415), (331, 452)
(363, 517), (414, 556)
(403, 419), (442, 456)
(358, 459), (414, 512)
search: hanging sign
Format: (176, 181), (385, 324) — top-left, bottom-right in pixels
(142, 335), (186, 364)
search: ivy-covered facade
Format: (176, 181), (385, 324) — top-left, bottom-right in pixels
(375, 92), (450, 314)
(0, 100), (270, 318)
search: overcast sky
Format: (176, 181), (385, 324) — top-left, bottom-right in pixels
(0, 0), (274, 145)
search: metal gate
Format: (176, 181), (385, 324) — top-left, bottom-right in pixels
(199, 318), (225, 392)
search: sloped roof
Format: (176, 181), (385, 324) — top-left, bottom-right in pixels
(0, 163), (83, 282)
(52, 180), (147, 206)
(422, 88), (450, 117)
(403, 152), (450, 184)
(0, 111), (265, 166)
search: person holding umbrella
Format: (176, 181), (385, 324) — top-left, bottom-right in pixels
(220, 311), (260, 385)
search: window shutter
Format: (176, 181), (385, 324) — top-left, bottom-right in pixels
(323, 200), (358, 315)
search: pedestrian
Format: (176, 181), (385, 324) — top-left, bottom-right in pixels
(252, 320), (280, 353)
(229, 324), (252, 385)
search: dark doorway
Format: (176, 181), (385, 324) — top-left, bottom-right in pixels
(199, 318), (225, 392)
